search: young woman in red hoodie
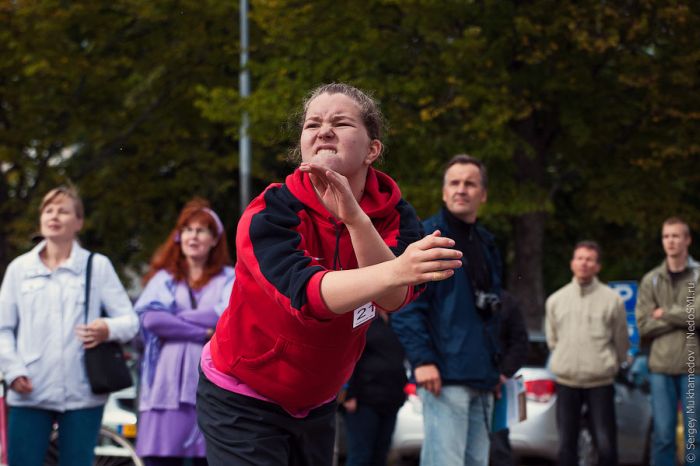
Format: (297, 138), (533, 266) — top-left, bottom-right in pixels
(196, 83), (462, 465)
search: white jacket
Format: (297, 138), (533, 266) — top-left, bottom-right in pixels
(545, 277), (630, 388)
(0, 241), (138, 410)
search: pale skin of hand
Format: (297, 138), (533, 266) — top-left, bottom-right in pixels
(300, 162), (463, 313)
(319, 231), (462, 313)
(75, 318), (110, 349)
(415, 364), (442, 397)
(299, 162), (365, 225)
(493, 374), (508, 399)
(652, 307), (665, 319)
(385, 232), (461, 286)
(343, 397), (358, 413)
(10, 375), (33, 394)
(11, 320), (110, 394)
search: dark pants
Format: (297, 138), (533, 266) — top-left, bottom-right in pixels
(556, 383), (617, 466)
(342, 404), (399, 466)
(489, 428), (514, 466)
(196, 370), (336, 466)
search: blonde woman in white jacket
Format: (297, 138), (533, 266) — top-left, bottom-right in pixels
(0, 186), (138, 466)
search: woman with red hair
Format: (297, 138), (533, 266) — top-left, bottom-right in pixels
(135, 198), (234, 466)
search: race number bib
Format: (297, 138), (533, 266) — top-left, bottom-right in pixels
(352, 302), (376, 329)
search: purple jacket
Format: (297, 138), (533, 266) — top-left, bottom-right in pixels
(135, 268), (234, 410)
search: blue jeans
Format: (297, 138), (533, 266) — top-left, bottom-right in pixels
(8, 405), (104, 466)
(419, 386), (493, 466)
(342, 404), (399, 466)
(650, 372), (698, 466)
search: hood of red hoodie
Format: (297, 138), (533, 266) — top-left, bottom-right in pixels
(285, 167), (403, 224)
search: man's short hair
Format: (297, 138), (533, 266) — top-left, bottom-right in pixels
(573, 240), (602, 264)
(662, 216), (691, 237)
(443, 154), (488, 190)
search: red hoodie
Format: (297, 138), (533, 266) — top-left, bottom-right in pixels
(210, 167), (423, 414)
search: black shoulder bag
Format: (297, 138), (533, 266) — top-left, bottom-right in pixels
(83, 252), (133, 394)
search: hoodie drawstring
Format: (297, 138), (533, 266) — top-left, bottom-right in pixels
(332, 220), (343, 271)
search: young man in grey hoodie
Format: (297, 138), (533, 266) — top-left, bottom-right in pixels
(636, 217), (699, 466)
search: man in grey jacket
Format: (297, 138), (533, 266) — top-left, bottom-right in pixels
(545, 240), (629, 466)
(636, 217), (699, 466)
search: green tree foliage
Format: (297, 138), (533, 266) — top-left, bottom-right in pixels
(1, 0), (697, 324)
(196, 0), (699, 326)
(0, 0), (239, 284)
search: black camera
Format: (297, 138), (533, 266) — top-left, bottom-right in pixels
(474, 290), (501, 314)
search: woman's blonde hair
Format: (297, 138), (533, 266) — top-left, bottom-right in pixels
(39, 185), (84, 219)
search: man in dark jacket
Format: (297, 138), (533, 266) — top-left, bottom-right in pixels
(489, 291), (529, 466)
(392, 154), (503, 466)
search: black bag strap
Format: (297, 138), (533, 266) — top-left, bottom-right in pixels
(187, 285), (198, 309)
(84, 252), (94, 325)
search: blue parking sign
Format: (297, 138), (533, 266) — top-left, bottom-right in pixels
(609, 281), (640, 353)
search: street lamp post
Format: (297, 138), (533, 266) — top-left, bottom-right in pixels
(239, 0), (251, 213)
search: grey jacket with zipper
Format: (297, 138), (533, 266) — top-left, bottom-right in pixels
(635, 257), (700, 375)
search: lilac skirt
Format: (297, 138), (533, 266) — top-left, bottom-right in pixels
(135, 404), (206, 458)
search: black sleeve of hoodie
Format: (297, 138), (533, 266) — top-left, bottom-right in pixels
(499, 291), (529, 378)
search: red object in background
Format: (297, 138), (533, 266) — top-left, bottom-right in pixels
(403, 383), (417, 396)
(0, 383), (7, 465)
(404, 379), (556, 402)
(524, 379), (556, 403)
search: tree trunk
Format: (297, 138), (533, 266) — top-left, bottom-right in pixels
(508, 212), (547, 331)
(507, 113), (559, 331)
(0, 178), (9, 278)
(0, 231), (8, 279)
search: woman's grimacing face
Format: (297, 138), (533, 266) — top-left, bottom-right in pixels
(40, 195), (83, 242)
(300, 92), (380, 178)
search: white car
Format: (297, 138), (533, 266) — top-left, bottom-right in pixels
(509, 333), (652, 465)
(93, 385), (143, 466)
(386, 332), (653, 466)
(389, 384), (423, 460)
(102, 385), (139, 443)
